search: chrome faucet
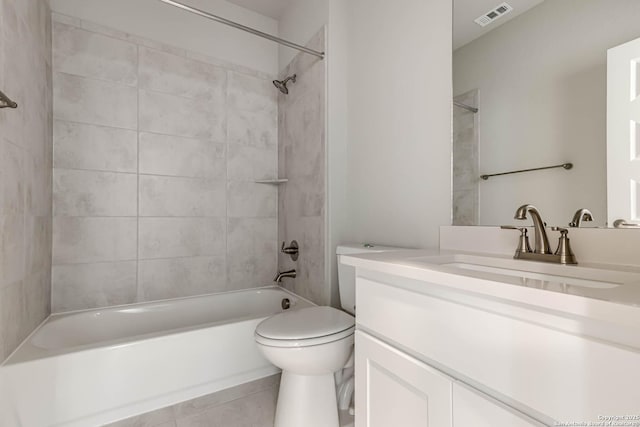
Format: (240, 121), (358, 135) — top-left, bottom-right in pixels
(514, 204), (551, 254)
(569, 208), (593, 227)
(273, 269), (296, 283)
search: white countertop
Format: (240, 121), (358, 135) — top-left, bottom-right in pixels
(342, 248), (640, 347)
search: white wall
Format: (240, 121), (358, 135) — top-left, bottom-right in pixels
(278, 1), (328, 73)
(50, 0), (279, 75)
(344, 0), (453, 249)
(280, 0), (453, 305)
(453, 0), (640, 227)
(327, 0), (349, 306)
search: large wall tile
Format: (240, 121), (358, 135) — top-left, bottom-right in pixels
(226, 218), (277, 289)
(0, 215), (25, 289)
(0, 0), (52, 363)
(53, 21), (137, 86)
(139, 133), (225, 179)
(53, 169), (137, 216)
(139, 90), (225, 140)
(139, 175), (225, 217)
(1, 140), (25, 217)
(139, 47), (225, 100)
(227, 182), (277, 218)
(0, 280), (26, 361)
(279, 175), (324, 218)
(227, 145), (277, 181)
(53, 120), (137, 173)
(138, 218), (225, 259)
(138, 256), (226, 301)
(227, 108), (277, 148)
(277, 29), (327, 305)
(53, 217), (137, 264)
(25, 216), (52, 275)
(53, 72), (137, 129)
(295, 216), (326, 305)
(280, 98), (325, 178)
(52, 261), (137, 312)
(23, 270), (51, 334)
(49, 17), (281, 315)
(228, 72), (276, 114)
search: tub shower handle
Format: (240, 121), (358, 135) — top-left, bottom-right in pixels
(281, 240), (299, 261)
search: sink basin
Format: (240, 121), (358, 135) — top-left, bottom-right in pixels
(441, 262), (618, 289)
(403, 254), (640, 290)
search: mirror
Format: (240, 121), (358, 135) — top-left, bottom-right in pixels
(452, 0), (640, 227)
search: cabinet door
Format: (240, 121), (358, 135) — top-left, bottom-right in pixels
(355, 331), (452, 427)
(453, 383), (543, 427)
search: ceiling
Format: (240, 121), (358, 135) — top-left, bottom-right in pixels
(454, 0), (544, 50)
(225, 0), (291, 19)
(223, 0), (544, 48)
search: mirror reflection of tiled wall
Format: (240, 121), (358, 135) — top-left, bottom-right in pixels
(452, 89), (479, 226)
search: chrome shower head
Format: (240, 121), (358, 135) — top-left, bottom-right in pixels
(273, 74), (296, 94)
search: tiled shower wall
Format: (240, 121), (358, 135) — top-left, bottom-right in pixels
(0, 0), (53, 362)
(452, 90), (479, 226)
(278, 28), (327, 305)
(51, 14), (279, 312)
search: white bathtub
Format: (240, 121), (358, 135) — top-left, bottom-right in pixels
(0, 286), (311, 427)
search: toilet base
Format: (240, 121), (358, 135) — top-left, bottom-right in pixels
(275, 371), (339, 427)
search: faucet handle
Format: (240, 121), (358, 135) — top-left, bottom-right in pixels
(550, 227), (577, 264)
(281, 240), (299, 261)
(500, 226), (532, 254)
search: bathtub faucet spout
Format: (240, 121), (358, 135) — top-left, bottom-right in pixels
(273, 269), (296, 283)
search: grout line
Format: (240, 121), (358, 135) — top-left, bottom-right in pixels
(52, 254), (227, 268)
(53, 70), (138, 89)
(52, 166), (232, 182)
(53, 167), (137, 176)
(53, 118), (138, 133)
(136, 42), (141, 302)
(225, 69), (231, 284)
(54, 70), (231, 104)
(52, 215), (276, 219)
(53, 117), (272, 149)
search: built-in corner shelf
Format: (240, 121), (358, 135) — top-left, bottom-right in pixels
(254, 179), (288, 185)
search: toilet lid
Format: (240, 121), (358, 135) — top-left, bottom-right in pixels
(255, 306), (354, 341)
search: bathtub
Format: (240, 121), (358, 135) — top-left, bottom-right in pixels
(0, 286), (311, 427)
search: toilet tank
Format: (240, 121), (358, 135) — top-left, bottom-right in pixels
(337, 244), (403, 315)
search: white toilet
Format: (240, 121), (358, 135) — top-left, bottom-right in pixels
(254, 244), (400, 427)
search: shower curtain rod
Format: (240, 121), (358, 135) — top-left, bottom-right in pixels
(157, 0), (325, 59)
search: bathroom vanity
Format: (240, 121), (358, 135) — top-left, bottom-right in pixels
(344, 250), (640, 426)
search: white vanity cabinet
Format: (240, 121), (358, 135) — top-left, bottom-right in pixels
(452, 383), (541, 427)
(355, 330), (541, 427)
(352, 268), (640, 426)
(355, 331), (453, 427)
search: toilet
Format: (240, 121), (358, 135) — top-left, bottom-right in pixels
(255, 244), (401, 427)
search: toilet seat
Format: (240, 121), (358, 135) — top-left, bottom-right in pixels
(255, 306), (355, 348)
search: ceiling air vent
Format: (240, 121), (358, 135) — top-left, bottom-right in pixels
(474, 2), (513, 27)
